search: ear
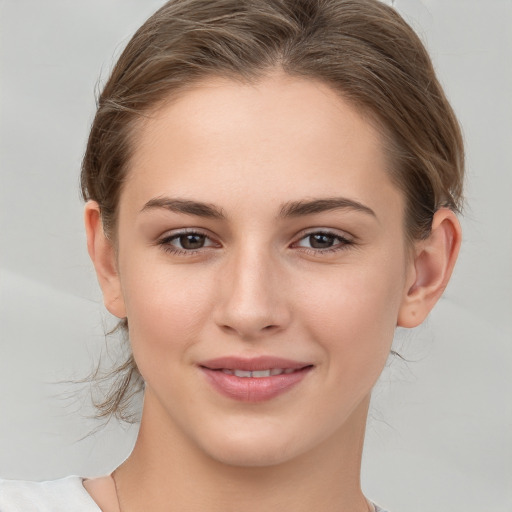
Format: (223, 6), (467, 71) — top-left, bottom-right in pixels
(84, 201), (126, 319)
(397, 208), (462, 328)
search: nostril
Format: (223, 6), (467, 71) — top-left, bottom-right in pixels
(217, 322), (281, 338)
(220, 324), (237, 333)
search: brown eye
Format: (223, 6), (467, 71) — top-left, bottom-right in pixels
(308, 233), (336, 249)
(159, 231), (218, 253)
(176, 233), (206, 250)
(295, 231), (352, 252)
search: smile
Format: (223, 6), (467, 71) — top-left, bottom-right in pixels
(199, 357), (314, 402)
(219, 368), (298, 377)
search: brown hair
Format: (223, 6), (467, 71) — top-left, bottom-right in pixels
(81, 0), (464, 422)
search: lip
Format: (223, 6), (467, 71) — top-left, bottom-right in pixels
(199, 356), (314, 402)
(200, 356), (312, 372)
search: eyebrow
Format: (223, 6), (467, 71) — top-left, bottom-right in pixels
(140, 196), (376, 220)
(141, 197), (225, 219)
(279, 197), (376, 218)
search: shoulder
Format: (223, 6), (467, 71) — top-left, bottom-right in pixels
(0, 475), (101, 511)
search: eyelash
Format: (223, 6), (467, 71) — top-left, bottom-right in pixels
(157, 229), (218, 256)
(292, 230), (354, 255)
(157, 229), (354, 256)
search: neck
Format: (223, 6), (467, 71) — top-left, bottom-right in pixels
(114, 391), (371, 512)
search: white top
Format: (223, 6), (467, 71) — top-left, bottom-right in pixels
(0, 476), (388, 511)
(0, 476), (100, 511)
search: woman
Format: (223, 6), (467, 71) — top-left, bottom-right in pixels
(0, 0), (464, 510)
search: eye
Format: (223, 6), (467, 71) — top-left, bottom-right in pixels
(294, 231), (353, 252)
(158, 230), (219, 254)
(173, 233), (209, 250)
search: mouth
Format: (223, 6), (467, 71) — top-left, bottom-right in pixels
(215, 368), (303, 378)
(199, 355), (312, 372)
(199, 356), (314, 402)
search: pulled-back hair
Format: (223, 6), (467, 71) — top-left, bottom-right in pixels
(81, 0), (464, 422)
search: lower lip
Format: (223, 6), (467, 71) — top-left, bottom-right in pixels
(200, 367), (313, 402)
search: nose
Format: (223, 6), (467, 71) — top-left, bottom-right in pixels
(213, 245), (291, 340)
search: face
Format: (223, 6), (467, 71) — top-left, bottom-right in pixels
(108, 73), (413, 467)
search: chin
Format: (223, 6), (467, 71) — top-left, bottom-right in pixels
(205, 440), (299, 468)
(192, 419), (323, 469)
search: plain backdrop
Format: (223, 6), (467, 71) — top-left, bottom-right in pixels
(0, 1), (511, 511)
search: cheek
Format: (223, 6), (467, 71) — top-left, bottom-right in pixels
(118, 262), (214, 371)
(299, 256), (406, 372)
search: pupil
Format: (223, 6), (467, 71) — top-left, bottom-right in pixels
(310, 233), (334, 249)
(180, 234), (205, 249)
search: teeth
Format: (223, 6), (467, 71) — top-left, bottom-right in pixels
(233, 370), (252, 378)
(252, 370), (271, 377)
(221, 368), (295, 378)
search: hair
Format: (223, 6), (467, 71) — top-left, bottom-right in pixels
(80, 0), (464, 422)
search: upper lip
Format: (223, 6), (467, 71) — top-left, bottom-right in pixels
(199, 356), (313, 371)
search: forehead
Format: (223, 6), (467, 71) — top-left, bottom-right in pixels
(122, 73), (403, 220)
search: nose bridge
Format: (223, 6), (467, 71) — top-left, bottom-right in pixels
(214, 239), (289, 339)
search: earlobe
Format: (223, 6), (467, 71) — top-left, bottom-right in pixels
(397, 208), (462, 328)
(84, 201), (127, 319)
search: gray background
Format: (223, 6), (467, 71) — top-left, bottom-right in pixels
(0, 1), (511, 511)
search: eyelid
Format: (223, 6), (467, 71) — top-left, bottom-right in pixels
(157, 227), (222, 252)
(293, 227), (355, 243)
(290, 228), (355, 253)
(158, 227), (216, 240)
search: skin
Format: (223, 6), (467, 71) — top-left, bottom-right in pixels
(84, 72), (461, 512)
